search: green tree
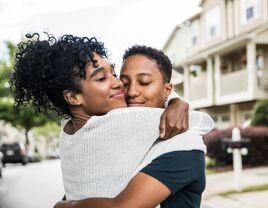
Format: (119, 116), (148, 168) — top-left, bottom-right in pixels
(0, 41), (15, 98)
(33, 122), (60, 156)
(251, 99), (268, 126)
(0, 41), (60, 145)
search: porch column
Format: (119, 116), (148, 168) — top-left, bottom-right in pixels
(246, 41), (257, 98)
(214, 54), (221, 103)
(230, 103), (238, 126)
(183, 65), (190, 102)
(206, 57), (214, 103)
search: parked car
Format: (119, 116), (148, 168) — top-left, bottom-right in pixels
(0, 151), (3, 178)
(0, 142), (29, 166)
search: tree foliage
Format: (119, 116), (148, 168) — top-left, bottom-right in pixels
(33, 122), (60, 143)
(0, 41), (15, 98)
(0, 41), (60, 144)
(251, 99), (268, 126)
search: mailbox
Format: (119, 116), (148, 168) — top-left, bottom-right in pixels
(221, 138), (251, 149)
(221, 138), (250, 155)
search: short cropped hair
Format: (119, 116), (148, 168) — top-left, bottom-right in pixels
(122, 45), (172, 83)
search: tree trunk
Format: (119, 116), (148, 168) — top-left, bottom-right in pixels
(25, 130), (29, 146)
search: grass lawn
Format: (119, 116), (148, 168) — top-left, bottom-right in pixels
(220, 184), (268, 196)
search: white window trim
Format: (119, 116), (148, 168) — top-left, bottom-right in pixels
(205, 6), (221, 41)
(240, 0), (261, 25)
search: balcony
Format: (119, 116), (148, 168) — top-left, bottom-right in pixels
(189, 75), (207, 100)
(220, 69), (247, 96)
(259, 70), (268, 90)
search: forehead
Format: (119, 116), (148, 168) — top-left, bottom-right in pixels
(121, 55), (160, 75)
(86, 53), (112, 72)
(91, 52), (111, 66)
(82, 55), (114, 81)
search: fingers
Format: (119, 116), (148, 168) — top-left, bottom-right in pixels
(163, 121), (181, 139)
(162, 116), (189, 139)
(160, 98), (190, 139)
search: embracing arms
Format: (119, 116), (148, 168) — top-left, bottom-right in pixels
(54, 151), (204, 208)
(55, 172), (170, 208)
(159, 95), (189, 139)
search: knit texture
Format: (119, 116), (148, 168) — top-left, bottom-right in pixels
(60, 107), (214, 200)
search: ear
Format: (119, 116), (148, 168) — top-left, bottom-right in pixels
(163, 83), (173, 97)
(63, 90), (82, 106)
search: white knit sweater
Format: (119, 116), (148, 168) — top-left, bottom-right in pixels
(60, 107), (214, 200)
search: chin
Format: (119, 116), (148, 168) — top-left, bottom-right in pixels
(113, 102), (127, 109)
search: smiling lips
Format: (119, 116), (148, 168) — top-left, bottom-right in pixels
(127, 101), (145, 107)
(111, 91), (125, 99)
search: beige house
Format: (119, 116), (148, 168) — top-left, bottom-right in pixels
(163, 0), (268, 129)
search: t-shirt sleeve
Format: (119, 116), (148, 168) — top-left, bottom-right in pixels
(140, 150), (205, 195)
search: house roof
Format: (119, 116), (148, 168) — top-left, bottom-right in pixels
(162, 25), (181, 51)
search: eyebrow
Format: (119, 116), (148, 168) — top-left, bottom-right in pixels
(120, 73), (152, 78)
(90, 64), (115, 78)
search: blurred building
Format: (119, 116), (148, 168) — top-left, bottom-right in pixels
(0, 121), (25, 144)
(163, 0), (268, 129)
(0, 121), (59, 159)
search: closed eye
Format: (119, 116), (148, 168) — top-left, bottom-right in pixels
(140, 82), (151, 86)
(97, 77), (106, 81)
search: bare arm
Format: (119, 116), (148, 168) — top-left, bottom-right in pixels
(54, 172), (170, 208)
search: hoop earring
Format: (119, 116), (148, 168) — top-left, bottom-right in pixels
(164, 97), (168, 108)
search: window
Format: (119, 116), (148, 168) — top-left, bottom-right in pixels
(190, 65), (202, 78)
(222, 114), (230, 122)
(192, 37), (197, 45)
(241, 0), (260, 25)
(211, 116), (218, 123)
(246, 6), (254, 20)
(244, 113), (251, 120)
(205, 7), (220, 41)
(191, 20), (199, 46)
(256, 54), (264, 70)
(210, 26), (216, 37)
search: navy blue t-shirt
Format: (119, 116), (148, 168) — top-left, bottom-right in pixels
(140, 150), (205, 208)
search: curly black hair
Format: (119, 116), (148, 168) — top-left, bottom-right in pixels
(122, 45), (172, 83)
(11, 33), (108, 116)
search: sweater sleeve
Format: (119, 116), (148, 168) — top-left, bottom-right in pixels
(188, 111), (215, 135)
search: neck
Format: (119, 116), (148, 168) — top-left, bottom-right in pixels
(64, 108), (91, 134)
(71, 115), (90, 131)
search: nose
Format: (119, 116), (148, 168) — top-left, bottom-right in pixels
(126, 82), (139, 98)
(111, 75), (124, 90)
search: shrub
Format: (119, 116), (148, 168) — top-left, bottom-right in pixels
(204, 126), (268, 166)
(251, 99), (268, 126)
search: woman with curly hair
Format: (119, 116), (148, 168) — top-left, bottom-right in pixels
(11, 33), (213, 208)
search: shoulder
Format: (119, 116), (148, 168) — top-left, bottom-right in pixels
(140, 151), (205, 194)
(142, 150), (205, 170)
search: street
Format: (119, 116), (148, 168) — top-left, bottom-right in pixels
(0, 159), (267, 208)
(0, 159), (64, 208)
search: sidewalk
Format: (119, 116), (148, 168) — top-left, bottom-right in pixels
(201, 166), (268, 208)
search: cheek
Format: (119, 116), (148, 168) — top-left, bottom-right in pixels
(84, 85), (108, 106)
(147, 86), (165, 103)
(147, 85), (164, 96)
